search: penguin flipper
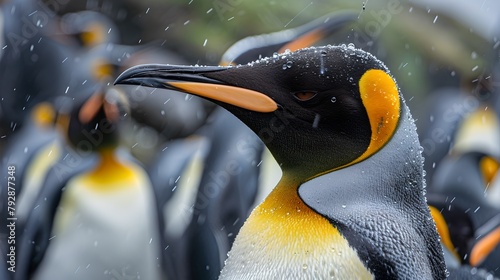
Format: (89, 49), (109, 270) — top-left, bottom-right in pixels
(148, 136), (209, 280)
(149, 136), (209, 207)
(186, 108), (264, 280)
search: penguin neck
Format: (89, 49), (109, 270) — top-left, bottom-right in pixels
(258, 174), (307, 216)
(250, 173), (337, 245)
(84, 148), (137, 191)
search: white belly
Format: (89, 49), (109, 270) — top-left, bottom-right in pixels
(32, 168), (163, 280)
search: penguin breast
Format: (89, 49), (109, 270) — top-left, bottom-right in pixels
(219, 179), (373, 280)
(32, 163), (162, 280)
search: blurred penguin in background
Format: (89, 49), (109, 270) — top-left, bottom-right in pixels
(16, 86), (165, 280)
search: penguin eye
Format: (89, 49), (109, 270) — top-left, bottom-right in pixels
(293, 91), (317, 101)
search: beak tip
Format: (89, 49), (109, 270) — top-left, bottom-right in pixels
(114, 65), (145, 85)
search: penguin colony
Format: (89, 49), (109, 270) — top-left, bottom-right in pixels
(1, 1), (500, 280)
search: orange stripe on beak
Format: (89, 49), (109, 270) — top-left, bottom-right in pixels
(169, 82), (278, 113)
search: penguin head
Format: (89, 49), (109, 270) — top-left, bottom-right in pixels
(116, 45), (401, 180)
(220, 11), (356, 66)
(60, 11), (119, 48)
(67, 86), (129, 153)
(30, 102), (57, 128)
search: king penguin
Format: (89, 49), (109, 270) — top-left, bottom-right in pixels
(173, 11), (357, 280)
(16, 87), (164, 280)
(116, 45), (446, 278)
(428, 151), (500, 278)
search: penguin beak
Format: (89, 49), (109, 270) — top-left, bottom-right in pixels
(114, 64), (278, 113)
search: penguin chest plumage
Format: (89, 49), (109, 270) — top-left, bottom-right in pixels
(32, 160), (163, 280)
(219, 180), (373, 280)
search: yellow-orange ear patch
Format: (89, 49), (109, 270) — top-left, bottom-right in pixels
(81, 23), (105, 47)
(308, 69), (400, 179)
(32, 102), (56, 127)
(429, 206), (460, 261)
(355, 69), (400, 164)
(480, 156), (499, 188)
(93, 60), (114, 81)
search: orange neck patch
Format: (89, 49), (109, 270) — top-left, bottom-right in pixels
(246, 175), (345, 248)
(83, 149), (137, 192)
(225, 175), (373, 278)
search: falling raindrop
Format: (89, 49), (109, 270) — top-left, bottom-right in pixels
(312, 114), (321, 128)
(319, 53), (325, 74)
(470, 267), (477, 275)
